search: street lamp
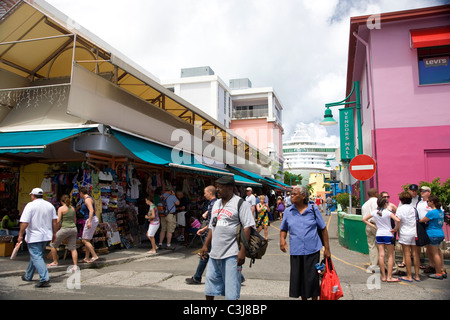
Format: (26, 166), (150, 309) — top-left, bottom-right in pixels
(320, 107), (338, 126)
(320, 81), (365, 205)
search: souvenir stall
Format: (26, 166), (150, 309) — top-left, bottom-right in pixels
(23, 158), (148, 253)
(0, 167), (19, 222)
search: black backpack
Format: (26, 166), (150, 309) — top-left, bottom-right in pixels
(236, 198), (268, 267)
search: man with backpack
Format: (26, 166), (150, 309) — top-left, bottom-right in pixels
(158, 186), (179, 250)
(200, 175), (254, 300)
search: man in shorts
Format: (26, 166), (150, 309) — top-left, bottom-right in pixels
(158, 186), (179, 249)
(200, 176), (254, 300)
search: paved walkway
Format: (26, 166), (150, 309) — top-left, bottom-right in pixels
(1, 212), (449, 300)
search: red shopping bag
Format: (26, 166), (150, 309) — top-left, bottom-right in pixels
(320, 258), (343, 300)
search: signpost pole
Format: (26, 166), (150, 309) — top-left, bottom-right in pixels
(347, 165), (352, 214)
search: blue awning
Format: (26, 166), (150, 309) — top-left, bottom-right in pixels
(112, 130), (174, 165)
(228, 165), (265, 181)
(234, 174), (262, 186)
(0, 128), (93, 154)
(228, 165), (288, 189)
(264, 177), (292, 189)
(112, 130), (262, 185)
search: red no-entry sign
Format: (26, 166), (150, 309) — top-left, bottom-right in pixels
(349, 154), (376, 181)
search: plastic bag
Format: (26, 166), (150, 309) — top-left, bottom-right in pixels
(320, 258), (344, 300)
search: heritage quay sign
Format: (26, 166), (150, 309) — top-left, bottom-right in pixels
(339, 108), (355, 162)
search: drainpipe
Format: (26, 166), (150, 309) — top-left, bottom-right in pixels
(352, 32), (379, 191)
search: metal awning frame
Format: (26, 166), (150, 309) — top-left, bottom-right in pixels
(0, 0), (270, 168)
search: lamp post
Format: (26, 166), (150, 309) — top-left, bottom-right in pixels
(320, 81), (365, 206)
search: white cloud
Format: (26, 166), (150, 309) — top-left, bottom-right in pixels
(45, 0), (447, 143)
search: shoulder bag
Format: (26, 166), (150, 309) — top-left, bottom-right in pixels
(414, 207), (430, 247)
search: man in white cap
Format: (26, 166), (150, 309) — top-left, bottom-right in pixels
(18, 188), (58, 288)
(245, 187), (256, 219)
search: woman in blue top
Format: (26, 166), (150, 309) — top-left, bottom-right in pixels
(419, 195), (447, 279)
(79, 187), (99, 263)
(280, 185), (331, 300)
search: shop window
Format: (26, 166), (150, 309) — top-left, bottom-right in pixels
(418, 45), (450, 85)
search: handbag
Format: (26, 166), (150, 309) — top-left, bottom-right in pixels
(320, 258), (344, 300)
(414, 208), (430, 247)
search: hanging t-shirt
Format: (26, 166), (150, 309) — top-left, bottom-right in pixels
(128, 178), (141, 199)
(40, 177), (52, 193)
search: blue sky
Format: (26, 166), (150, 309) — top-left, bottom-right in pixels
(46, 0), (449, 144)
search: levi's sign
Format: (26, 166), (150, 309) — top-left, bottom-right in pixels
(339, 108), (355, 162)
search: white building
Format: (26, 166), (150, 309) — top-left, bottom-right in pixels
(283, 123), (338, 184)
(161, 66), (284, 176)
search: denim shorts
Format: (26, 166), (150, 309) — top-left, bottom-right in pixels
(376, 236), (393, 245)
(429, 236), (444, 246)
(205, 255), (241, 300)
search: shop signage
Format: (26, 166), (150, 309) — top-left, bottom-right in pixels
(339, 108), (355, 162)
(424, 56), (449, 68)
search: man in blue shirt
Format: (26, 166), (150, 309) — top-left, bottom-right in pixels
(280, 185), (331, 300)
(159, 187), (179, 249)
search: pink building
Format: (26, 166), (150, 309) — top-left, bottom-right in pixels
(347, 5), (450, 211)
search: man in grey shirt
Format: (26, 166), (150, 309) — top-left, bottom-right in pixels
(201, 175), (254, 300)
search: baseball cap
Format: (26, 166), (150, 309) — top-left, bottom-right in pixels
(216, 175), (235, 185)
(29, 188), (44, 195)
(420, 186), (431, 192)
(408, 184), (419, 191)
(246, 187), (253, 191)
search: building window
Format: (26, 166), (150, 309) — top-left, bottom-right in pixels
(418, 45), (450, 85)
(232, 105), (268, 119)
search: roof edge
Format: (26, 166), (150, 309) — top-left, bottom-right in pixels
(346, 4), (450, 95)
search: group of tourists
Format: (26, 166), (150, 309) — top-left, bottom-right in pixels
(13, 178), (447, 300)
(362, 185), (447, 283)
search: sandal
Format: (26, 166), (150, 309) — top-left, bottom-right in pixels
(47, 262), (58, 267)
(398, 262), (406, 268)
(87, 257), (99, 263)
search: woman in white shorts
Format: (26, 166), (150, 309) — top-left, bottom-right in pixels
(394, 191), (421, 282)
(145, 196), (160, 254)
(80, 187), (99, 263)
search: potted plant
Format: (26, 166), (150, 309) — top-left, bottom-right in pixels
(335, 193), (358, 213)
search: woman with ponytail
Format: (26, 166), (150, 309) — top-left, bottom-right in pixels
(363, 196), (400, 282)
(47, 194), (78, 271)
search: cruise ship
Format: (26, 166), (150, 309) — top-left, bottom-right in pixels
(283, 124), (338, 184)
